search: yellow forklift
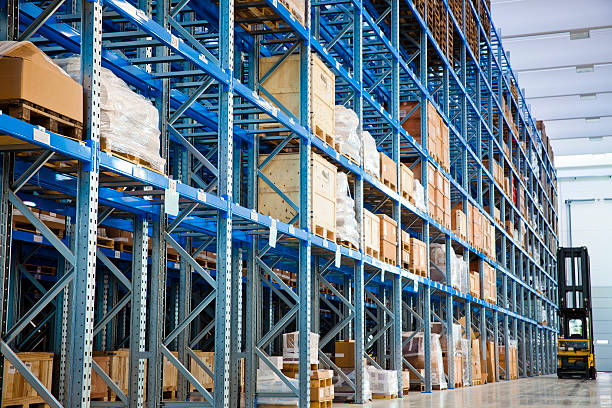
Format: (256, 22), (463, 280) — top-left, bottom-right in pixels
(557, 247), (596, 379)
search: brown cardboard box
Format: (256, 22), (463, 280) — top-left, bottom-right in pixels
(469, 270), (480, 298)
(335, 340), (355, 368)
(400, 163), (414, 201)
(0, 41), (83, 122)
(378, 213), (398, 244)
(451, 207), (466, 239)
(380, 152), (398, 191)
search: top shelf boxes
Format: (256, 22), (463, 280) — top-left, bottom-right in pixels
(400, 101), (450, 172)
(259, 52), (335, 145)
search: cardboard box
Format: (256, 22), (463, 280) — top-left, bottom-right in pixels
(335, 340), (356, 368)
(400, 163), (414, 201)
(379, 152), (398, 191)
(0, 41), (83, 122)
(378, 213), (398, 244)
(469, 270), (480, 298)
(451, 207), (466, 239)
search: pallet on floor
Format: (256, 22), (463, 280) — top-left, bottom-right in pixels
(372, 393), (397, 399)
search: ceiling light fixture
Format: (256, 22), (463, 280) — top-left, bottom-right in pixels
(576, 64), (595, 73)
(579, 93), (597, 100)
(585, 117), (601, 123)
(569, 30), (590, 40)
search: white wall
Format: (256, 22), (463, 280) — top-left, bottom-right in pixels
(557, 159), (612, 287)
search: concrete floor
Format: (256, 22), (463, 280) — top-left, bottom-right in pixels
(334, 373), (612, 408)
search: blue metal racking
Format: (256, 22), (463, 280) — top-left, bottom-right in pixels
(0, 0), (558, 406)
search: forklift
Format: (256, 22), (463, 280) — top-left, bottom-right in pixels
(557, 247), (596, 379)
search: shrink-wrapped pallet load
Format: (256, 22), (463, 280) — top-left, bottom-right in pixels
(336, 172), (359, 248)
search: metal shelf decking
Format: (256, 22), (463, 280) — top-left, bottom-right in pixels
(0, 0), (558, 406)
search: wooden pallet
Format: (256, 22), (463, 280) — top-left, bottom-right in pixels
(381, 177), (397, 192)
(23, 264), (56, 276)
(97, 236), (115, 249)
(381, 255), (397, 266)
(409, 265), (427, 277)
(452, 381), (463, 388)
(0, 99), (83, 141)
(403, 388), (410, 396)
(372, 393), (397, 399)
(114, 241), (133, 253)
(313, 124), (334, 147)
(234, 0), (305, 33)
(333, 143), (360, 166)
(365, 245), (380, 260)
(101, 145), (163, 174)
(13, 221), (64, 239)
(313, 223), (335, 242)
(472, 379), (483, 386)
(309, 400), (332, 408)
(3, 402), (50, 408)
(337, 239), (358, 251)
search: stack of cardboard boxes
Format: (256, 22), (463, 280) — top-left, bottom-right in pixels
(412, 161), (450, 228)
(399, 101), (450, 172)
(378, 214), (398, 265)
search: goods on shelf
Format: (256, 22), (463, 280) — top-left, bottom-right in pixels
(282, 331), (319, 365)
(430, 244), (470, 292)
(471, 339), (482, 382)
(362, 130), (380, 178)
(333, 365), (372, 402)
(2, 352), (53, 406)
(257, 368), (300, 406)
(334, 340), (358, 368)
(469, 269), (480, 298)
(408, 237), (427, 276)
(334, 105), (361, 164)
(369, 367), (398, 398)
(259, 52), (335, 145)
(485, 205), (501, 226)
(499, 340), (518, 380)
(363, 209), (381, 259)
(401, 230), (411, 270)
(402, 332), (447, 390)
(432, 322), (462, 353)
(411, 161), (450, 227)
(379, 151), (398, 191)
(483, 159), (504, 186)
(399, 101), (450, 171)
(443, 353), (463, 388)
(283, 369), (334, 404)
(451, 207), (467, 241)
(400, 163), (415, 203)
(189, 351), (215, 390)
(484, 340), (496, 383)
(473, 261), (496, 304)
(482, 221), (496, 259)
(0, 41), (83, 126)
(336, 172), (359, 249)
(259, 152), (337, 241)
(378, 213), (398, 265)
(412, 179), (426, 211)
(55, 56), (165, 172)
(234, 0), (305, 30)
(13, 208), (65, 238)
(259, 356), (284, 370)
(460, 339), (471, 385)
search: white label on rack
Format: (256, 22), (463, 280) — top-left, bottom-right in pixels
(250, 209), (258, 222)
(136, 8), (147, 20)
(273, 0), (277, 6)
(165, 179), (179, 216)
(198, 54), (208, 65)
(322, 240), (328, 248)
(8, 365), (15, 374)
(33, 127), (50, 145)
(335, 151), (340, 160)
(33, 235), (43, 243)
(171, 34), (180, 49)
(335, 247), (341, 267)
(114, 250), (120, 258)
(197, 189), (206, 203)
(335, 61), (340, 70)
(288, 225), (295, 235)
(269, 219), (277, 248)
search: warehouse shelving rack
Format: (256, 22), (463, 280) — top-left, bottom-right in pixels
(0, 0), (558, 406)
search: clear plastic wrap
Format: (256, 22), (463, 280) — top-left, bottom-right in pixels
(412, 179), (426, 211)
(54, 57), (165, 172)
(456, 255), (469, 294)
(367, 367), (398, 396)
(362, 130), (380, 178)
(256, 369), (299, 405)
(333, 367), (372, 401)
(336, 172), (359, 248)
(334, 105), (361, 164)
(460, 339), (470, 385)
(282, 331), (319, 365)
(402, 332), (447, 389)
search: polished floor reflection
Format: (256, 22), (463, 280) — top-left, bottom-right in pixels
(334, 373), (612, 407)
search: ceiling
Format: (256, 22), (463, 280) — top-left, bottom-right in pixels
(491, 0), (612, 160)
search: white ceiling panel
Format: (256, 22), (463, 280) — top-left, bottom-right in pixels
(492, 0), (612, 159)
(492, 0), (612, 37)
(519, 65), (612, 98)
